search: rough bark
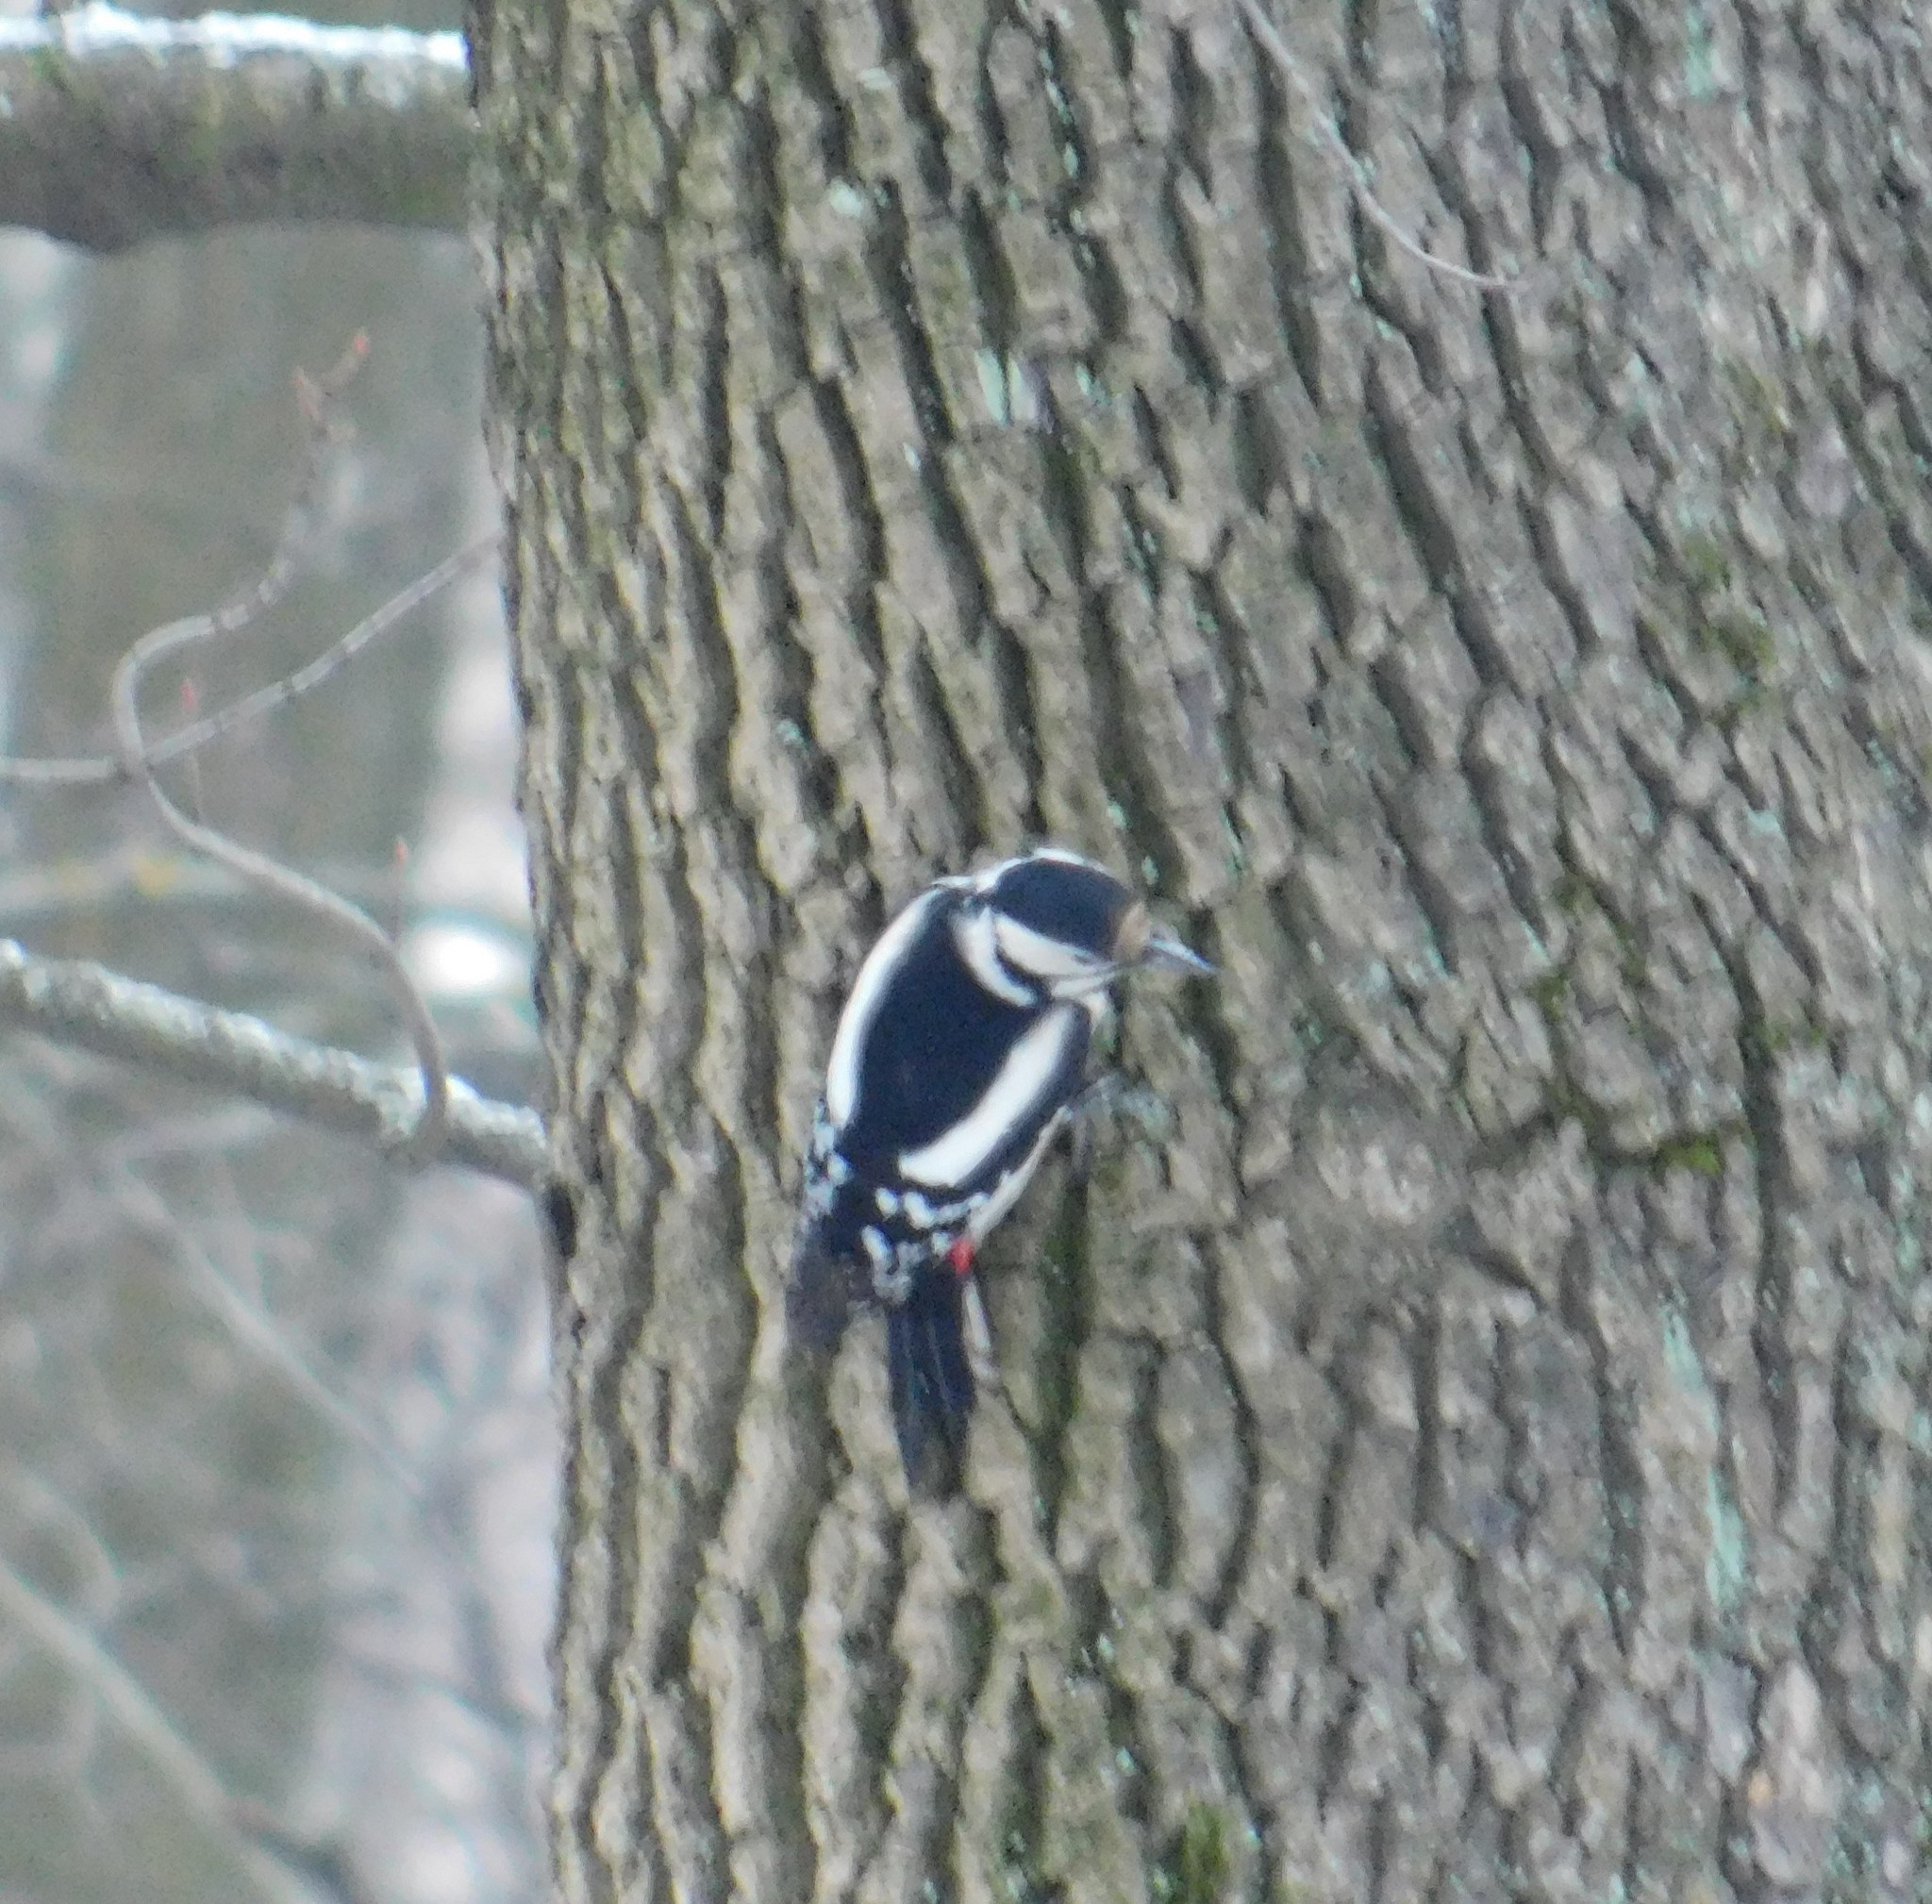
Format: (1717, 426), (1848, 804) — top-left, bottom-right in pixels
(475, 0), (1932, 1897)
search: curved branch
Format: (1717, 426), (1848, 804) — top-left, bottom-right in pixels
(1229, 0), (1522, 295)
(0, 5), (472, 251)
(0, 537), (496, 790)
(105, 338), (455, 1161)
(0, 939), (548, 1189)
(109, 609), (458, 1161)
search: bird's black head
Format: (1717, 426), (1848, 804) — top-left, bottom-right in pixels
(965, 848), (1213, 1000)
(985, 851), (1133, 958)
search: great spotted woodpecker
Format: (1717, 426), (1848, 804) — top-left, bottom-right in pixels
(788, 848), (1212, 1490)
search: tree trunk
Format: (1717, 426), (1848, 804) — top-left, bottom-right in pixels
(475, 0), (1932, 1896)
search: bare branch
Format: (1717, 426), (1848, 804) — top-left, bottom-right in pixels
(0, 352), (503, 1176)
(166, 536), (499, 760)
(0, 939), (548, 1190)
(0, 1549), (304, 1901)
(0, 4), (471, 252)
(1229, 0), (1522, 296)
(0, 844), (520, 929)
(107, 1165), (420, 1478)
(101, 342), (456, 1160)
(0, 538), (495, 790)
(0, 338), (365, 791)
(110, 626), (458, 1158)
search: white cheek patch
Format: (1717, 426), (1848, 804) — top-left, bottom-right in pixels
(897, 1008), (1078, 1188)
(991, 913), (1104, 984)
(824, 888), (946, 1127)
(953, 905), (1037, 1007)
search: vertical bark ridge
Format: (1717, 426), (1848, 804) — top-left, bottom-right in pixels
(478, 0), (1932, 1891)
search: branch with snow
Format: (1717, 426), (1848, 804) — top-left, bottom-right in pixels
(0, 5), (472, 251)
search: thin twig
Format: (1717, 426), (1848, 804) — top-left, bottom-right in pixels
(101, 342), (452, 1161)
(165, 537), (496, 760)
(0, 535), (495, 789)
(0, 334), (365, 788)
(0, 750), (125, 789)
(0, 335), (355, 788)
(0, 1551), (305, 1902)
(0, 844), (523, 929)
(107, 1165), (419, 1478)
(1230, 0), (1519, 296)
(108, 640), (455, 1161)
(0, 939), (547, 1189)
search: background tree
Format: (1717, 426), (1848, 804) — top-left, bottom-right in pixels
(475, 1), (1932, 1901)
(0, 33), (549, 1902)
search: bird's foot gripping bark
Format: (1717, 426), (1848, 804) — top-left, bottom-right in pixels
(1064, 1070), (1174, 1185)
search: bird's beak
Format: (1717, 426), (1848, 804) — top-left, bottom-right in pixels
(1140, 929), (1215, 977)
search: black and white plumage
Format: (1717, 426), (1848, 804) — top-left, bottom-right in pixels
(788, 847), (1213, 1490)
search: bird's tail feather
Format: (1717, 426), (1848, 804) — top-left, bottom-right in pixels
(887, 1269), (975, 1495)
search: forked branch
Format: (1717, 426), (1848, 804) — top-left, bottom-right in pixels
(0, 342), (525, 1178)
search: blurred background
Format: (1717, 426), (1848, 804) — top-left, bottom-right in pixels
(0, 2), (554, 1897)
